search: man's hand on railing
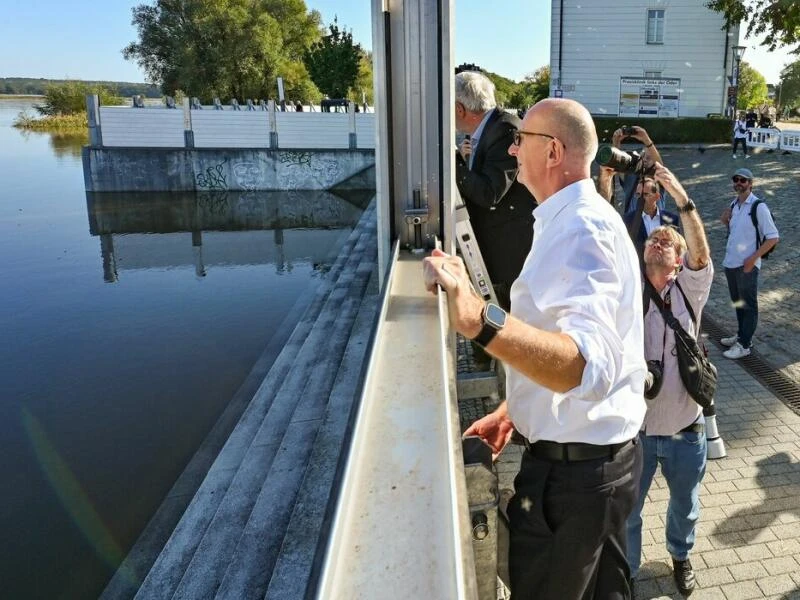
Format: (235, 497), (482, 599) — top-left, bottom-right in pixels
(423, 248), (484, 339)
(463, 400), (515, 461)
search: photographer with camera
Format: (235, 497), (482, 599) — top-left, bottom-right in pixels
(597, 125), (665, 213)
(627, 163), (712, 597)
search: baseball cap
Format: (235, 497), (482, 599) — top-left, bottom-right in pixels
(732, 167), (753, 180)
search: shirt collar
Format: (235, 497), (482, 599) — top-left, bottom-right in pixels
(533, 179), (597, 223)
(471, 109), (494, 144)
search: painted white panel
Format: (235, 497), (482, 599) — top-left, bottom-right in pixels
(192, 111), (270, 148)
(551, 0), (734, 117)
(276, 112), (351, 149)
(356, 114), (377, 149)
(100, 107), (185, 147)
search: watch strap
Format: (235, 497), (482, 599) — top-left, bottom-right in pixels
(678, 199), (696, 213)
(473, 322), (499, 348)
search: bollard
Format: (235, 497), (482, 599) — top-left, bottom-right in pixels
(705, 401), (726, 459)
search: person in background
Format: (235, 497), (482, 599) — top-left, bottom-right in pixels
(627, 163), (713, 598)
(622, 176), (681, 258)
(454, 70), (536, 312)
(597, 125), (666, 213)
(732, 113), (749, 159)
(719, 167), (779, 359)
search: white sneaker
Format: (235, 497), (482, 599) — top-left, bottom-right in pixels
(723, 342), (751, 359)
(732, 154), (737, 158)
(720, 335), (738, 347)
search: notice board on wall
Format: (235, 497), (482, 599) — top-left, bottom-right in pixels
(619, 77), (681, 117)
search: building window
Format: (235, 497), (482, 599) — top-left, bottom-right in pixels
(645, 70), (662, 78)
(647, 9), (665, 44)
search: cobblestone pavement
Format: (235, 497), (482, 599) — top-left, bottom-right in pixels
(458, 142), (800, 599)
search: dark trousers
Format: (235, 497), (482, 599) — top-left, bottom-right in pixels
(508, 439), (642, 599)
(732, 137), (748, 155)
(725, 266), (759, 348)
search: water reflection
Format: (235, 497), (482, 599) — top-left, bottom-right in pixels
(86, 189), (372, 282)
(49, 132), (86, 158)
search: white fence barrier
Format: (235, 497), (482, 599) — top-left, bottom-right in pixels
(100, 108), (185, 148)
(96, 99), (375, 150)
(780, 130), (800, 153)
(745, 127), (781, 150)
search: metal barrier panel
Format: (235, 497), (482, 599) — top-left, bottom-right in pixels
(746, 127), (780, 150)
(275, 112), (351, 148)
(192, 111), (270, 148)
(99, 107), (185, 147)
(780, 130), (800, 153)
(355, 113), (376, 149)
(316, 245), (478, 600)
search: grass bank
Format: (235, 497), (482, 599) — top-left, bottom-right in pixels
(13, 111), (87, 134)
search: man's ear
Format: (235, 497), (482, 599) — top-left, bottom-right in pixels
(675, 253), (684, 270)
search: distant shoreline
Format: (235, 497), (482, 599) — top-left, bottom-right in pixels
(0, 94), (44, 99)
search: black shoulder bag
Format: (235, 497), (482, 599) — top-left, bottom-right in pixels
(645, 280), (717, 409)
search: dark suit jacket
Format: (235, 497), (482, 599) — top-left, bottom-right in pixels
(623, 208), (682, 257)
(455, 109), (536, 290)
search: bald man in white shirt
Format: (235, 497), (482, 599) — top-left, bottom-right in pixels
(424, 98), (646, 599)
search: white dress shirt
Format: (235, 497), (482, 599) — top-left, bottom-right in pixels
(723, 193), (779, 270)
(508, 179), (647, 445)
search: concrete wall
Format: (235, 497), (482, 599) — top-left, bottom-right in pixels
(82, 147), (376, 192)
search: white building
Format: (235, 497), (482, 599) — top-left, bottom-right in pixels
(550, 0), (742, 118)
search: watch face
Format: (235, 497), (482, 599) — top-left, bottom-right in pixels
(485, 303), (507, 328)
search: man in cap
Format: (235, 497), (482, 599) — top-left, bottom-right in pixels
(719, 167), (779, 359)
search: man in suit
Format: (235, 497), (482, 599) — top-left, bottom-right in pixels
(623, 176), (681, 258)
(455, 71), (536, 311)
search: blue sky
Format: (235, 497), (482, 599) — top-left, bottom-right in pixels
(0, 1), (791, 85)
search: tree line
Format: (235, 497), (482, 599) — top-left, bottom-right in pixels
(1, 77), (161, 98)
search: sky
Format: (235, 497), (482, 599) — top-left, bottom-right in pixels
(0, 1), (793, 85)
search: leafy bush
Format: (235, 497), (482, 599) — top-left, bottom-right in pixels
(35, 80), (124, 116)
(593, 117), (735, 144)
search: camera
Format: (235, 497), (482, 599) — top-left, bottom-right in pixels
(595, 145), (655, 177)
(621, 125), (636, 136)
(644, 359), (664, 399)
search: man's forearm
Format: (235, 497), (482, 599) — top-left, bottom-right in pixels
(680, 208), (710, 269)
(484, 318), (586, 394)
(597, 172), (614, 203)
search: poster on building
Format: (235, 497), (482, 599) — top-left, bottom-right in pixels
(619, 77), (681, 117)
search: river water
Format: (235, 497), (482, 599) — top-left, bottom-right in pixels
(0, 99), (364, 599)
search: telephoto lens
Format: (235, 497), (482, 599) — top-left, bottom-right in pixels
(595, 145), (649, 175)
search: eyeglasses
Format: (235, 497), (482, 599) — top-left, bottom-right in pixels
(513, 130), (566, 149)
(645, 237), (675, 249)
(732, 176), (751, 183)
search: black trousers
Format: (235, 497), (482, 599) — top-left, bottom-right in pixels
(508, 438), (642, 599)
(732, 137), (748, 155)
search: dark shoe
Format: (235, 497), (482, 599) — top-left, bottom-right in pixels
(673, 558), (696, 596)
(629, 577), (635, 598)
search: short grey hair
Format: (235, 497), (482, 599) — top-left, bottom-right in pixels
(455, 71), (497, 113)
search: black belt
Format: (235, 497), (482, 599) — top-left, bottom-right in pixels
(679, 422), (704, 434)
(523, 438), (633, 462)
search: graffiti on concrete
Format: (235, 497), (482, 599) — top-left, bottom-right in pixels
(232, 161), (266, 191)
(278, 151), (312, 167)
(196, 159), (228, 190)
(197, 190), (230, 215)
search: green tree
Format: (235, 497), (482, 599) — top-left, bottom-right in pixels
(707, 0), (800, 51)
(304, 18), (362, 99)
(778, 59), (800, 110)
(350, 50), (374, 105)
(508, 66), (550, 109)
(36, 81), (124, 116)
(737, 60), (769, 109)
(123, 0), (322, 102)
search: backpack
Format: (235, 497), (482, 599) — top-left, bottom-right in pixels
(729, 198), (777, 259)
